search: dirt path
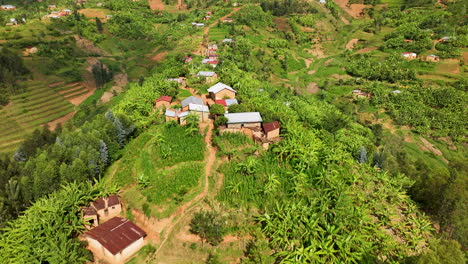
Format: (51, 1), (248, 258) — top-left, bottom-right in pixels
(149, 0), (165, 11)
(346, 38), (359, 50)
(195, 7), (242, 55)
(150, 121), (217, 259)
(41, 111), (76, 131)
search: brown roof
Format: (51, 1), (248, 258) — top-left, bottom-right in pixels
(93, 198), (106, 210)
(263, 121), (280, 133)
(82, 207), (97, 216)
(85, 217), (146, 255)
(156, 96), (172, 103)
(107, 195), (120, 206)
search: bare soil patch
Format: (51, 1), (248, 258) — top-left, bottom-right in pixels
(78, 8), (105, 19)
(324, 58), (334, 66)
(149, 0), (165, 11)
(308, 69), (316, 75)
(305, 44), (325, 58)
(74, 36), (107, 55)
(274, 17), (290, 32)
(463, 51), (468, 64)
(333, 0), (369, 18)
(418, 136), (443, 156)
(152, 51), (168, 61)
(340, 16), (350, 25)
(356, 47), (377, 54)
(304, 58), (313, 68)
(346, 38), (359, 50)
(68, 88), (95, 105)
(306, 82), (319, 94)
(42, 111), (76, 131)
(437, 59), (460, 74)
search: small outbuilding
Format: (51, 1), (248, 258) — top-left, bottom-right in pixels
(85, 217), (146, 264)
(224, 112), (263, 129)
(90, 195), (122, 221)
(263, 121), (280, 139)
(401, 52), (417, 60)
(425, 54), (440, 62)
(82, 207), (98, 230)
(165, 109), (178, 122)
(188, 103), (209, 121)
(197, 71), (217, 83)
(207, 82), (236, 100)
(155, 96), (173, 108)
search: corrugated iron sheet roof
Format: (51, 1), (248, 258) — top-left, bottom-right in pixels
(107, 195), (120, 207)
(156, 96), (172, 103)
(225, 112), (263, 124)
(85, 217), (146, 255)
(182, 96), (204, 108)
(189, 103), (209, 112)
(197, 71), (216, 77)
(82, 207), (97, 216)
(207, 82), (236, 94)
(263, 121), (280, 133)
(93, 198), (106, 210)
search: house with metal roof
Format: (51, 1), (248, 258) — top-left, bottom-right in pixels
(155, 96), (172, 108)
(215, 98), (238, 107)
(165, 109), (178, 122)
(181, 96), (204, 111)
(85, 217), (146, 263)
(263, 121), (280, 139)
(197, 71), (218, 83)
(224, 112), (263, 129)
(207, 82), (237, 100)
(189, 103), (209, 121)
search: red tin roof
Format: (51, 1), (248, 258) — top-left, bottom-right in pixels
(156, 96), (172, 103)
(85, 217), (146, 255)
(107, 195), (120, 207)
(215, 99), (227, 106)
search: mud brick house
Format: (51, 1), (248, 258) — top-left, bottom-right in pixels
(85, 217), (146, 263)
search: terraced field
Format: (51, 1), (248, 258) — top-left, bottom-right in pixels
(0, 81), (89, 153)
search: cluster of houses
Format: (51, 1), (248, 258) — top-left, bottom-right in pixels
(401, 52), (440, 62)
(158, 81), (281, 148)
(202, 43), (219, 66)
(46, 8), (72, 18)
(81, 195), (147, 264)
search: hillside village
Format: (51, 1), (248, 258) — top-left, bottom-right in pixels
(0, 0), (466, 263)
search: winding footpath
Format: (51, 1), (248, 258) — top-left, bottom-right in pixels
(149, 121), (216, 260)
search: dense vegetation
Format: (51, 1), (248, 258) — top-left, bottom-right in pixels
(0, 0), (466, 262)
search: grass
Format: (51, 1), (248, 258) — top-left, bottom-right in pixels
(106, 123), (207, 220)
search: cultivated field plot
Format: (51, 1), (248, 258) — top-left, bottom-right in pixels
(0, 81), (89, 153)
(208, 26), (230, 42)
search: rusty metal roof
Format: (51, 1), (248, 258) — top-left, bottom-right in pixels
(82, 207), (97, 216)
(263, 121), (280, 133)
(85, 217), (146, 255)
(107, 195), (120, 207)
(92, 198), (106, 210)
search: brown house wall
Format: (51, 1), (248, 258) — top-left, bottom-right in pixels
(211, 89), (235, 100)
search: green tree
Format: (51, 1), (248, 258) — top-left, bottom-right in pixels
(190, 210), (226, 246)
(210, 104), (225, 116)
(95, 17), (103, 33)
